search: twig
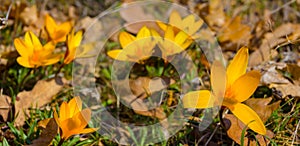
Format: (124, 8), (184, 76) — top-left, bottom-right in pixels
(291, 119), (300, 146)
(269, 0), (296, 15)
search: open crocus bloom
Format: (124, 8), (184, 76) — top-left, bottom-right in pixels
(45, 14), (72, 43)
(54, 97), (98, 140)
(64, 30), (83, 64)
(157, 10), (203, 39)
(14, 31), (62, 68)
(151, 25), (192, 59)
(182, 47), (267, 135)
(107, 26), (157, 63)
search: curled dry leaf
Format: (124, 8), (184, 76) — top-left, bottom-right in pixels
(15, 77), (67, 126)
(0, 94), (11, 121)
(225, 114), (275, 146)
(244, 97), (281, 123)
(249, 23), (300, 66)
(270, 83), (300, 98)
(28, 118), (58, 146)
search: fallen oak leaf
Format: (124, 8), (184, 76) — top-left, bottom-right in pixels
(225, 114), (274, 146)
(270, 83), (300, 98)
(244, 97), (281, 123)
(27, 118), (58, 146)
(0, 94), (12, 121)
(14, 77), (67, 126)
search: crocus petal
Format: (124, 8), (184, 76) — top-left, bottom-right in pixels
(182, 90), (214, 108)
(169, 10), (182, 27)
(45, 14), (57, 37)
(59, 102), (70, 121)
(68, 96), (82, 117)
(156, 21), (167, 31)
(78, 128), (98, 134)
(189, 19), (203, 35)
(136, 26), (150, 39)
(230, 70), (261, 102)
(228, 103), (267, 135)
(211, 60), (226, 100)
(164, 26), (175, 41)
(17, 57), (34, 68)
(174, 31), (189, 46)
(107, 50), (129, 61)
(14, 38), (32, 57)
(119, 32), (135, 49)
(43, 54), (63, 66)
(27, 31), (43, 50)
(226, 47), (249, 87)
(53, 109), (61, 127)
(182, 15), (195, 28)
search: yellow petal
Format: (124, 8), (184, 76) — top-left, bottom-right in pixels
(136, 26), (150, 39)
(230, 70), (261, 102)
(43, 54), (62, 66)
(189, 19), (203, 35)
(169, 10), (182, 26)
(182, 15), (195, 28)
(174, 31), (189, 46)
(59, 102), (70, 121)
(17, 57), (34, 68)
(182, 90), (214, 108)
(45, 14), (57, 37)
(14, 38), (32, 57)
(164, 26), (175, 41)
(68, 96), (82, 117)
(228, 103), (267, 135)
(226, 46), (249, 87)
(156, 21), (167, 31)
(107, 50), (129, 61)
(119, 32), (135, 49)
(27, 31), (42, 50)
(211, 61), (226, 100)
(53, 108), (61, 127)
(78, 128), (98, 134)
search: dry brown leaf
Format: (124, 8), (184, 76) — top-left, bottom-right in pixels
(218, 16), (252, 50)
(253, 61), (290, 85)
(244, 97), (281, 123)
(249, 23), (300, 66)
(270, 83), (300, 98)
(286, 64), (300, 81)
(225, 114), (274, 146)
(15, 77), (67, 126)
(205, 0), (226, 29)
(0, 94), (11, 121)
(20, 5), (38, 25)
(28, 118), (58, 146)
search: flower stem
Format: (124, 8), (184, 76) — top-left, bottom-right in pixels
(55, 63), (65, 78)
(57, 138), (65, 146)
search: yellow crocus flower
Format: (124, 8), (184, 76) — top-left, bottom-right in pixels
(157, 10), (203, 39)
(151, 25), (193, 59)
(14, 31), (62, 68)
(182, 47), (267, 135)
(44, 14), (72, 43)
(107, 26), (157, 63)
(64, 30), (83, 64)
(54, 96), (98, 140)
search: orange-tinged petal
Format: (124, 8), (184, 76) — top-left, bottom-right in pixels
(228, 103), (267, 135)
(14, 38), (32, 57)
(211, 60), (226, 100)
(119, 32), (135, 49)
(68, 96), (82, 117)
(53, 108), (61, 127)
(182, 90), (214, 108)
(226, 47), (248, 87)
(17, 57), (34, 68)
(59, 102), (70, 121)
(43, 41), (55, 51)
